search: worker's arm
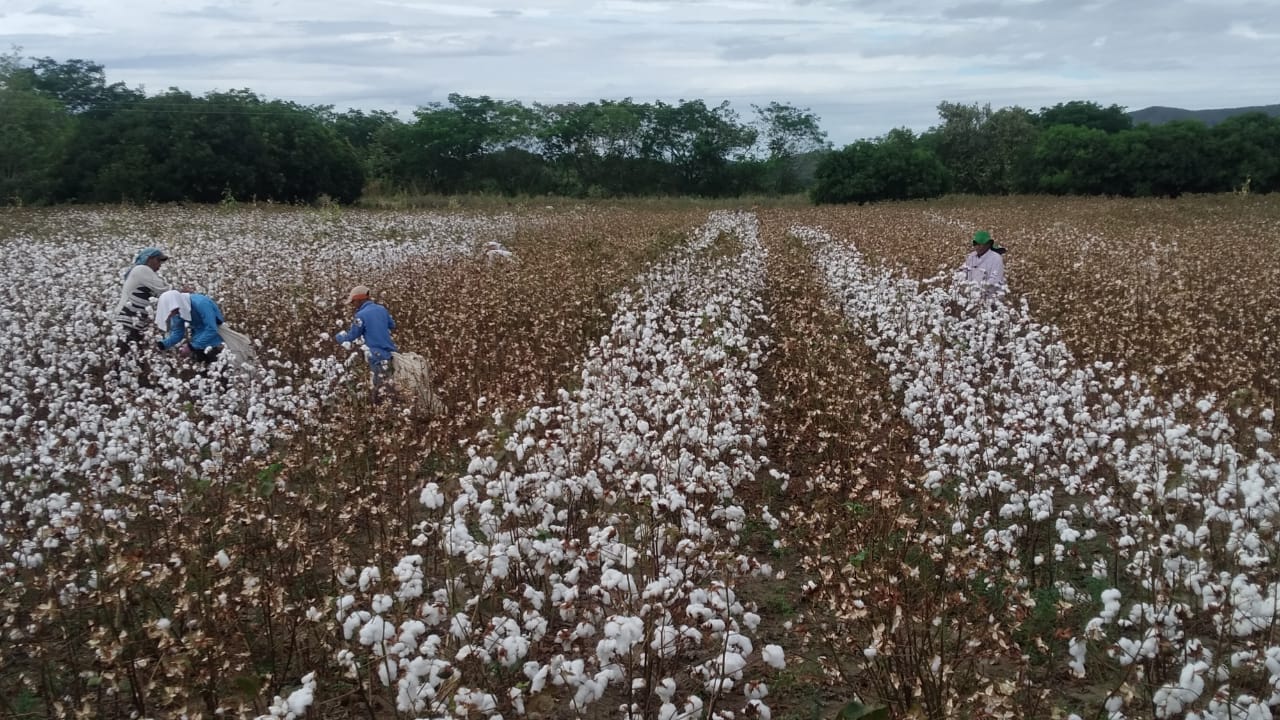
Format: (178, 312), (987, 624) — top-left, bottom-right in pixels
(336, 315), (365, 344)
(160, 317), (187, 349)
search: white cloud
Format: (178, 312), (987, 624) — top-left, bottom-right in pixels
(1, 0), (1276, 143)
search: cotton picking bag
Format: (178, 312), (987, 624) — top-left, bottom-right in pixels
(217, 325), (259, 367)
(391, 351), (444, 415)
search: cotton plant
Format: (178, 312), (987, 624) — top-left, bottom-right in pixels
(797, 223), (1280, 717)
(0, 206), (543, 716)
(331, 211), (787, 718)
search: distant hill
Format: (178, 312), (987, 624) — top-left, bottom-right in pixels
(1128, 104), (1280, 126)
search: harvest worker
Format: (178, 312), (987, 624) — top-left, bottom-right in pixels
(115, 247), (171, 353)
(483, 241), (515, 265)
(155, 289), (226, 363)
(335, 285), (398, 403)
(961, 230), (1006, 293)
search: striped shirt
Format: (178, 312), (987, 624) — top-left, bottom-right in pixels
(116, 265), (170, 332)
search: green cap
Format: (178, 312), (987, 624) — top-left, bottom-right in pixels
(972, 230), (992, 245)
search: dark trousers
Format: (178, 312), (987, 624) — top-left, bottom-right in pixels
(116, 327), (146, 356)
(192, 346), (223, 364)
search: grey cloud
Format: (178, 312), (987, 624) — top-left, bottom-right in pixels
(171, 4), (256, 22)
(282, 20), (404, 35)
(491, 9), (521, 17)
(106, 52), (242, 70)
(30, 3), (83, 17)
(684, 17), (831, 26)
(715, 35), (815, 61)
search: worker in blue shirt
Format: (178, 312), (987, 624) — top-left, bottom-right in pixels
(155, 290), (225, 363)
(336, 285), (398, 403)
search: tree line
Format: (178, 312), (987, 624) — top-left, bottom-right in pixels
(2, 53), (1277, 205)
(812, 101), (1280, 203)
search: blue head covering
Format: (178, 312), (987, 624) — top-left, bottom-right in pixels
(133, 247), (169, 265)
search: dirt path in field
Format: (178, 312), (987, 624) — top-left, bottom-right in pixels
(749, 214), (1024, 720)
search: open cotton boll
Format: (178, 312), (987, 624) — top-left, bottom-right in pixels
(762, 644), (785, 669)
(655, 677), (678, 702)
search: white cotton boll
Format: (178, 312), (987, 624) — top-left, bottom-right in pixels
(744, 680), (769, 700)
(286, 672), (317, 716)
(372, 594), (393, 614)
(762, 644), (785, 669)
(376, 657), (398, 686)
(746, 700), (772, 720)
(214, 550), (231, 569)
(1068, 637), (1087, 678)
(656, 677), (678, 702)
(718, 652), (748, 679)
(358, 617), (395, 647)
(419, 482), (444, 509)
(450, 613), (471, 640)
(658, 703), (678, 720)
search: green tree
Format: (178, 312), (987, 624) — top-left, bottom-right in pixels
(644, 100), (757, 196)
(751, 101), (830, 193)
(812, 128), (945, 204)
(15, 56), (142, 113)
(1211, 112), (1280, 193)
(1038, 100), (1132, 133)
(58, 89), (362, 203)
(536, 100), (654, 196)
(984, 106), (1041, 193)
(328, 109), (403, 184)
(387, 94), (540, 193)
(929, 101), (994, 194)
(1138, 120), (1216, 197)
(1031, 124), (1121, 195)
(0, 51), (70, 204)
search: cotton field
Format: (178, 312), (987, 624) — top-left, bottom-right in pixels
(1, 198), (1277, 720)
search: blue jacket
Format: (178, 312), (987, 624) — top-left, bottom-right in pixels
(337, 300), (397, 364)
(162, 294), (224, 350)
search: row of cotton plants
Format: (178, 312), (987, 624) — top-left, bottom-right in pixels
(326, 211), (786, 720)
(0, 209), (504, 575)
(797, 224), (1280, 720)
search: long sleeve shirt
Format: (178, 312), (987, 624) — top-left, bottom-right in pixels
(162, 294), (225, 350)
(962, 250), (1006, 289)
(116, 265), (170, 332)
(336, 300), (397, 364)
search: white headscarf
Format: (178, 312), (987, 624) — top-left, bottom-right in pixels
(155, 290), (192, 330)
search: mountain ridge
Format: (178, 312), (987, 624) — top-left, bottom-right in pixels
(1127, 104), (1280, 126)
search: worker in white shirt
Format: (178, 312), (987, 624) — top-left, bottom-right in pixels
(115, 247), (172, 354)
(483, 241), (515, 265)
(961, 230), (1006, 293)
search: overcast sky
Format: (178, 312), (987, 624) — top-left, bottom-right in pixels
(3, 0), (1277, 144)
